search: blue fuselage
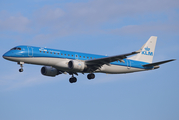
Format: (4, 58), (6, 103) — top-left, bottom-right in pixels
(3, 45), (151, 70)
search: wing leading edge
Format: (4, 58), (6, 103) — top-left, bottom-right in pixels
(85, 50), (141, 71)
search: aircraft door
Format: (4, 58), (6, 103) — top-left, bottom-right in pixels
(127, 60), (131, 69)
(27, 46), (33, 57)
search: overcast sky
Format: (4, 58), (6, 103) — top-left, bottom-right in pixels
(0, 0), (179, 120)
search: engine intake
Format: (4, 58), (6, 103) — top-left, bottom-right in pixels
(41, 66), (58, 77)
(68, 60), (86, 71)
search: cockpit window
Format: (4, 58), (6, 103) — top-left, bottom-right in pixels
(11, 47), (16, 50)
(11, 47), (22, 50)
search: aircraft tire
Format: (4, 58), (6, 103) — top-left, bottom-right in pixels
(87, 73), (95, 80)
(19, 68), (23, 72)
(69, 77), (77, 83)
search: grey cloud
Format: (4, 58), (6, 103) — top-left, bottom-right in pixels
(34, 6), (65, 26)
(33, 0), (179, 33)
(110, 22), (179, 35)
(0, 11), (30, 32)
(0, 0), (178, 38)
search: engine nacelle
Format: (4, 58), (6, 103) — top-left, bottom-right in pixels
(41, 66), (58, 77)
(68, 60), (86, 71)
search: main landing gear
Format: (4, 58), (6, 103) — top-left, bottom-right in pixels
(87, 73), (95, 80)
(69, 77), (77, 83)
(69, 73), (95, 83)
(69, 74), (77, 83)
(18, 62), (24, 72)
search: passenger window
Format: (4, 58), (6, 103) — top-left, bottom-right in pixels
(50, 52), (52, 54)
(61, 53), (63, 55)
(17, 48), (21, 50)
(72, 55), (73, 57)
(90, 57), (92, 59)
(68, 54), (70, 56)
(83, 56), (85, 58)
(54, 52), (56, 54)
(47, 52), (49, 53)
(65, 54), (66, 56)
(80, 56), (81, 58)
(58, 53), (59, 55)
(40, 51), (42, 52)
(43, 51), (45, 53)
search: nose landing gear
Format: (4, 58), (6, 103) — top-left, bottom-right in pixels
(19, 68), (23, 72)
(18, 62), (24, 72)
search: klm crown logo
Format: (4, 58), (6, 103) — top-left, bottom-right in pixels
(145, 47), (150, 51)
(142, 47), (153, 56)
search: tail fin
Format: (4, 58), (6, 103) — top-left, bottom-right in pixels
(129, 36), (157, 63)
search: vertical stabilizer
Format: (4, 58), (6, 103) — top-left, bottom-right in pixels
(129, 36), (157, 63)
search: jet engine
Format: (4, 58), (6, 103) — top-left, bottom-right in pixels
(41, 66), (59, 77)
(68, 60), (86, 71)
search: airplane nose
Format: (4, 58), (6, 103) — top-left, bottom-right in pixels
(2, 53), (7, 59)
(2, 52), (11, 59)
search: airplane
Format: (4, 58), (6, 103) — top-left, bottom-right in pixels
(2, 36), (176, 83)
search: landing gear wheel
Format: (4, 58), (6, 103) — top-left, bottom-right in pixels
(69, 77), (77, 83)
(87, 74), (91, 79)
(18, 62), (24, 73)
(19, 68), (23, 72)
(87, 73), (95, 80)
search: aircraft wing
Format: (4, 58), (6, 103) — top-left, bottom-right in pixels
(85, 50), (140, 71)
(143, 59), (176, 67)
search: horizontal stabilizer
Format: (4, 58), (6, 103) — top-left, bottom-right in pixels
(143, 59), (176, 67)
